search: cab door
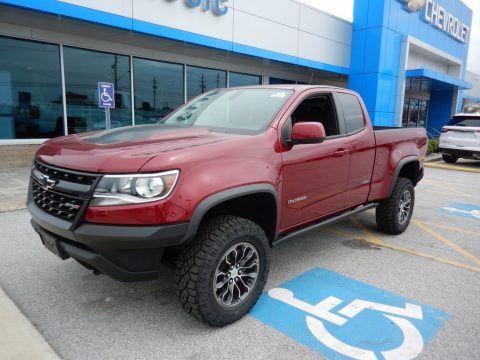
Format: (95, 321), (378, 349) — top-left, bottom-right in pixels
(336, 92), (376, 208)
(280, 92), (351, 230)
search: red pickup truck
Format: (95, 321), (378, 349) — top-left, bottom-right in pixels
(28, 86), (427, 326)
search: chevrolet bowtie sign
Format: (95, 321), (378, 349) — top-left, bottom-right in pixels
(398, 0), (470, 44)
(400, 0), (426, 12)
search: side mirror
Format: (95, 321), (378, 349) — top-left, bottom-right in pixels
(290, 122), (326, 145)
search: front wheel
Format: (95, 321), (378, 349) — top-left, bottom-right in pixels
(442, 154), (458, 163)
(175, 216), (270, 327)
(376, 178), (415, 235)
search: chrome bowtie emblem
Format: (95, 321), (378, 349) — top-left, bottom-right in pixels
(64, 202), (80, 210)
(40, 174), (57, 190)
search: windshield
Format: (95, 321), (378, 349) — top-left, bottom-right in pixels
(447, 116), (480, 127)
(161, 89), (293, 135)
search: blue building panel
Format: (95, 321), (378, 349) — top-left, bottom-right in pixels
(377, 73), (398, 113)
(371, 111), (397, 126)
(348, 74), (365, 95)
(355, 73), (379, 110)
(363, 27), (384, 73)
(382, 28), (401, 75)
(428, 84), (454, 136)
(352, 0), (369, 31)
(350, 30), (367, 74)
(365, 0), (388, 29)
(350, 0), (472, 129)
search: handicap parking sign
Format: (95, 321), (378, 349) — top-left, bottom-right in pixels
(98, 82), (115, 108)
(251, 268), (448, 360)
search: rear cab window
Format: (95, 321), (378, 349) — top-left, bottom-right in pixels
(337, 93), (365, 134)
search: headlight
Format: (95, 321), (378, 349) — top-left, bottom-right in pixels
(91, 170), (179, 206)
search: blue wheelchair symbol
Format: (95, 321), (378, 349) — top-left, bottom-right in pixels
(439, 202), (480, 220)
(101, 87), (113, 103)
(251, 268), (448, 360)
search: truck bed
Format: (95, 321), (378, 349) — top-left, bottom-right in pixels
(368, 127), (428, 202)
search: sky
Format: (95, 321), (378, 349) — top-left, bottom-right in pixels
(297, 0), (480, 75)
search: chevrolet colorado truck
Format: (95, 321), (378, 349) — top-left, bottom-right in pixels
(28, 86), (427, 326)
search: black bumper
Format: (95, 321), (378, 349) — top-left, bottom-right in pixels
(28, 200), (190, 282)
(438, 147), (480, 159)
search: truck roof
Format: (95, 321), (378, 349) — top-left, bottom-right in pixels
(226, 84), (351, 92)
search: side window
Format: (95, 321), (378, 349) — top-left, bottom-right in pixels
(337, 93), (365, 134)
(290, 95), (339, 137)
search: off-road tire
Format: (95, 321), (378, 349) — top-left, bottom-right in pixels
(175, 215), (270, 327)
(376, 178), (415, 235)
(442, 154), (458, 163)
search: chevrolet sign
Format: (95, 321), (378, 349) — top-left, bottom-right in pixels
(423, 0), (470, 44)
(398, 0), (470, 44)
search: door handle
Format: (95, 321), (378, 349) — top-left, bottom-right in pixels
(334, 149), (349, 157)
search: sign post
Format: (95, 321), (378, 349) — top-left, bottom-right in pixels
(98, 82), (115, 130)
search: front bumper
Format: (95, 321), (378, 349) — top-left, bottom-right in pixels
(28, 197), (189, 282)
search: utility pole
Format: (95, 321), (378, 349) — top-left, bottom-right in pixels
(200, 74), (206, 93)
(152, 76), (158, 110)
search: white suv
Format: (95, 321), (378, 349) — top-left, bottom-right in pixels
(439, 113), (480, 163)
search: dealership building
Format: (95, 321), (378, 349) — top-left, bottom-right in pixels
(0, 0), (479, 162)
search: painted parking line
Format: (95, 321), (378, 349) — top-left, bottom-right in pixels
(439, 202), (480, 220)
(421, 180), (480, 201)
(345, 220), (480, 273)
(251, 268), (448, 360)
(414, 220), (480, 236)
(424, 162), (480, 173)
(414, 220), (480, 267)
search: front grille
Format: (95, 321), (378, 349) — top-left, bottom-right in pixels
(34, 160), (97, 185)
(32, 182), (84, 221)
(32, 161), (99, 222)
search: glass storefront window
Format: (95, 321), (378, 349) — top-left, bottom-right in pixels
(402, 100), (409, 127)
(229, 72), (261, 87)
(187, 66), (226, 100)
(406, 77), (430, 94)
(408, 98), (419, 127)
(420, 78), (430, 93)
(133, 58), (184, 125)
(63, 47), (131, 134)
(269, 77), (296, 85)
(402, 97), (428, 128)
(0, 37), (64, 139)
(418, 100), (427, 127)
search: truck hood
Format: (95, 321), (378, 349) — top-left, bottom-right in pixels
(36, 125), (235, 173)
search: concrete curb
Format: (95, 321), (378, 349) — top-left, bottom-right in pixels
(424, 162), (480, 173)
(424, 153), (443, 163)
(0, 288), (61, 360)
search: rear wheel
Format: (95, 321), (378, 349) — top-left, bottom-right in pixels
(376, 178), (415, 235)
(175, 215), (270, 327)
(442, 154), (458, 163)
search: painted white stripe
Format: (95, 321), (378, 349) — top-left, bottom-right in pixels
(381, 315), (424, 360)
(268, 288), (346, 325)
(306, 316), (376, 360)
(338, 299), (423, 320)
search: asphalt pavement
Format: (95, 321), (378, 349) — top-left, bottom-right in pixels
(0, 161), (479, 359)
